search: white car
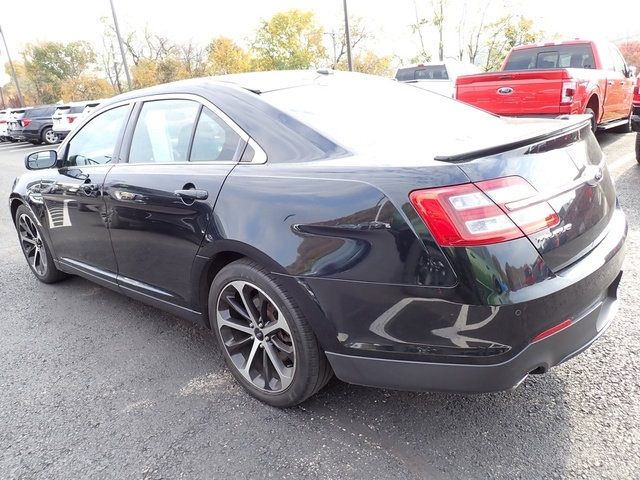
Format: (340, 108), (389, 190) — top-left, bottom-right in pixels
(0, 109), (9, 141)
(395, 61), (482, 98)
(52, 100), (102, 140)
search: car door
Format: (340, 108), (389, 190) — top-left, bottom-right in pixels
(39, 103), (132, 285)
(103, 96), (246, 309)
(604, 44), (627, 121)
(610, 45), (634, 118)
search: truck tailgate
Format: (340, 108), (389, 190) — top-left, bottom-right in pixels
(456, 70), (568, 116)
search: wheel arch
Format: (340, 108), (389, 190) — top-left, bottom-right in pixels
(195, 241), (336, 350)
(586, 93), (600, 121)
(9, 196), (25, 226)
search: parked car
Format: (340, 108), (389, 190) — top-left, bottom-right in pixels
(10, 71), (626, 407)
(456, 40), (636, 132)
(13, 105), (60, 145)
(632, 114), (640, 163)
(395, 61), (482, 97)
(6, 107), (30, 142)
(0, 109), (9, 141)
(52, 100), (102, 140)
(633, 74), (640, 114)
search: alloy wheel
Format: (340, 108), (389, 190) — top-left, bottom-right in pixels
(45, 129), (58, 144)
(18, 214), (48, 276)
(216, 280), (296, 393)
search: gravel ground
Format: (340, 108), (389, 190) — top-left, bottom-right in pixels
(0, 133), (638, 480)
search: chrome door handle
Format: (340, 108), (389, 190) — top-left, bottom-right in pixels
(174, 189), (208, 200)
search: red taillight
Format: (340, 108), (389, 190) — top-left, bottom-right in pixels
(409, 176), (560, 247)
(21, 118), (32, 127)
(561, 80), (576, 105)
(67, 115), (77, 123)
(532, 319), (573, 343)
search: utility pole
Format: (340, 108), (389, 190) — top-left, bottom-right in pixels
(342, 0), (353, 71)
(0, 24), (24, 107)
(109, 0), (132, 90)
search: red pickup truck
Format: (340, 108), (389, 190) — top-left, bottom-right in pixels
(456, 40), (635, 132)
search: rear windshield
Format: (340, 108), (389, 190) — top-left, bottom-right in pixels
(262, 75), (498, 157)
(69, 105), (86, 113)
(26, 106), (56, 117)
(396, 65), (449, 81)
(504, 44), (596, 70)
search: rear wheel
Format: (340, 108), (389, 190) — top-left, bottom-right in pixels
(42, 127), (58, 145)
(209, 259), (332, 407)
(585, 107), (597, 133)
(15, 205), (66, 283)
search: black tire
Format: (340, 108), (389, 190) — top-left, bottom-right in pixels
(15, 205), (66, 284)
(209, 258), (332, 407)
(41, 127), (59, 145)
(585, 107), (597, 133)
(613, 109), (633, 134)
(636, 133), (640, 164)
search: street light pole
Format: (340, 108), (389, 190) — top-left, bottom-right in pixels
(109, 0), (132, 90)
(0, 24), (24, 107)
(342, 0), (353, 71)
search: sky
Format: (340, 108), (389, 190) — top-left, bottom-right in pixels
(1, 0), (639, 84)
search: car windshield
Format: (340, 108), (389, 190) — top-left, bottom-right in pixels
(262, 74), (502, 159)
(396, 65), (449, 81)
(504, 44), (596, 70)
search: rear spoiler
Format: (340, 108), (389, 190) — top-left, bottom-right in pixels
(434, 117), (592, 163)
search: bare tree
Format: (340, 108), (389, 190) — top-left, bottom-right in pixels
(333, 17), (370, 68)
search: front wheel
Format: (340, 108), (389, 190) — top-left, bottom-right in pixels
(635, 133), (640, 164)
(15, 205), (66, 283)
(209, 259), (332, 407)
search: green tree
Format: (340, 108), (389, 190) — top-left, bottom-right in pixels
(22, 41), (96, 103)
(484, 15), (542, 71)
(252, 9), (326, 70)
(205, 37), (253, 75)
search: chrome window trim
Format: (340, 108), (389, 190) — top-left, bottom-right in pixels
(75, 93), (268, 166)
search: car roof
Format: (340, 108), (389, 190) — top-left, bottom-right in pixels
(102, 70), (348, 108)
(511, 39), (596, 51)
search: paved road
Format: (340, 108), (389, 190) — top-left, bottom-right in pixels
(1, 134), (638, 480)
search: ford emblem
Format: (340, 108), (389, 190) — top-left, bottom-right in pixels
(497, 87), (514, 95)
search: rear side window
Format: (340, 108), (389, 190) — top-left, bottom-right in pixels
(128, 99), (200, 164)
(504, 44), (596, 70)
(66, 105), (129, 166)
(190, 107), (243, 162)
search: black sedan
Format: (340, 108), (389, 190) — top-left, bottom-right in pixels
(9, 71), (626, 407)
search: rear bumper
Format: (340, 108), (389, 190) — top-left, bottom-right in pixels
(319, 207), (626, 392)
(326, 280), (620, 392)
(53, 130), (69, 140)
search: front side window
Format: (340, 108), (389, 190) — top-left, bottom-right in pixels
(128, 99), (200, 164)
(66, 105), (129, 166)
(190, 107), (243, 162)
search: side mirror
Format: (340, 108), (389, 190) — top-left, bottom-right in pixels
(25, 150), (57, 170)
(631, 115), (640, 133)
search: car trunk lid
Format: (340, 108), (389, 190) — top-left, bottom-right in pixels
(448, 117), (615, 272)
